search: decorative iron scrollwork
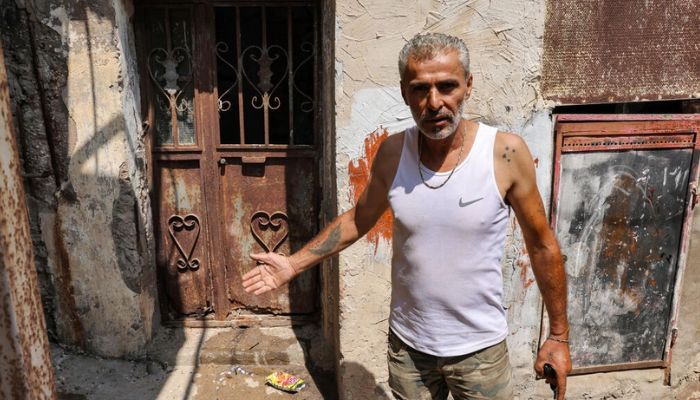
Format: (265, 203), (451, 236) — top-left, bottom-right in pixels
(147, 45), (193, 115)
(293, 41), (315, 113)
(250, 211), (289, 253)
(215, 41), (239, 112)
(168, 214), (201, 271)
(216, 41), (316, 114)
(242, 45), (287, 111)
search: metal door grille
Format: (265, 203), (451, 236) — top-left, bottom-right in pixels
(215, 5), (317, 146)
(144, 6), (197, 147)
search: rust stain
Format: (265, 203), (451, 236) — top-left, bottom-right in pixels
(524, 278), (535, 288)
(533, 157), (539, 168)
(348, 128), (393, 250)
(0, 37), (57, 397)
(542, 2), (699, 104)
(53, 214), (85, 347)
(516, 255), (530, 284)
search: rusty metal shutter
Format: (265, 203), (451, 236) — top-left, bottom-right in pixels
(541, 2), (700, 104)
(546, 114), (700, 380)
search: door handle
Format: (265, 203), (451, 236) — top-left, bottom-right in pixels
(219, 157), (227, 165)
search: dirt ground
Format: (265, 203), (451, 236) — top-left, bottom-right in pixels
(52, 325), (334, 400)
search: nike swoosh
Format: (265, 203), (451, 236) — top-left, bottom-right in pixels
(459, 197), (484, 207)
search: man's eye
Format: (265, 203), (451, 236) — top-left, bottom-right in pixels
(438, 83), (457, 92)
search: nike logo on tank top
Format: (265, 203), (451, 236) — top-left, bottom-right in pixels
(388, 123), (510, 357)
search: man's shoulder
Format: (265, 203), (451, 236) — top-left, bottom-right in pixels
(373, 129), (406, 161)
(494, 130), (526, 148)
(370, 130), (406, 186)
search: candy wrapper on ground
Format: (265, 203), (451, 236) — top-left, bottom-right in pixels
(265, 371), (306, 393)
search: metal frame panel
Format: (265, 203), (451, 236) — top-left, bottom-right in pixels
(545, 114), (700, 379)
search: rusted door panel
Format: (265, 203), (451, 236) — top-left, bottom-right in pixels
(156, 161), (212, 315)
(138, 2), (320, 321)
(557, 148), (691, 366)
(220, 155), (318, 313)
(548, 115), (700, 376)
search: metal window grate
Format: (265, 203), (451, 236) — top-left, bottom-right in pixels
(215, 5), (317, 146)
(145, 7), (197, 147)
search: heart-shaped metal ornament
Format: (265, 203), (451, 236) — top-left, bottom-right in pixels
(250, 210), (289, 254)
(168, 214), (201, 272)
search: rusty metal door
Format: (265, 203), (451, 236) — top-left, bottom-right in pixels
(547, 115), (700, 379)
(138, 3), (319, 321)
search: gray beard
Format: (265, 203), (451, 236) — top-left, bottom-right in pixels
(418, 100), (466, 141)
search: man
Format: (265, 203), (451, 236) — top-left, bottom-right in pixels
(243, 33), (571, 399)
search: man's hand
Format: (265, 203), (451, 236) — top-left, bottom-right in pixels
(242, 252), (299, 295)
(534, 339), (572, 400)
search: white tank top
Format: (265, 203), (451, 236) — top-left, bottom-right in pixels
(388, 123), (510, 357)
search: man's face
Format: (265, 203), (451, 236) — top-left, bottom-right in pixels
(400, 50), (473, 140)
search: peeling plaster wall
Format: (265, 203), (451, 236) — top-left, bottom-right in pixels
(1, 0), (156, 357)
(54, 0), (155, 356)
(334, 1), (700, 399)
(335, 1), (551, 397)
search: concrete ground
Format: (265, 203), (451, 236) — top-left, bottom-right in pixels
(53, 325), (335, 400)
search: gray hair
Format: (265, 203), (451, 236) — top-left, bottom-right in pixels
(398, 33), (470, 80)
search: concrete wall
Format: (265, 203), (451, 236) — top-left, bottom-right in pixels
(1, 0), (156, 357)
(333, 0), (700, 399)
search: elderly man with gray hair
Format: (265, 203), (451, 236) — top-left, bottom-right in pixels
(243, 32), (571, 399)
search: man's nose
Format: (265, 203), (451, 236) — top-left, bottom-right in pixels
(427, 88), (442, 111)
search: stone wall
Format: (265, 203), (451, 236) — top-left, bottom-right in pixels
(0, 0), (156, 357)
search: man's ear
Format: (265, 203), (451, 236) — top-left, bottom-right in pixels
(464, 73), (473, 100)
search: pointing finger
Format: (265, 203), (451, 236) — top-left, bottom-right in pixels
(254, 285), (272, 295)
(242, 267), (261, 282)
(242, 276), (260, 290)
(249, 252), (270, 263)
(243, 280), (266, 294)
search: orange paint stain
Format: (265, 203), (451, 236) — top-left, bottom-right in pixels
(515, 246), (531, 286)
(348, 128), (393, 251)
(516, 257), (530, 283)
(524, 278), (535, 288)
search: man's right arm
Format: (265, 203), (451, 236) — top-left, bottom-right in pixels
(242, 134), (400, 295)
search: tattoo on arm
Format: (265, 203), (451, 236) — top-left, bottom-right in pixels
(309, 225), (341, 256)
(502, 145), (515, 163)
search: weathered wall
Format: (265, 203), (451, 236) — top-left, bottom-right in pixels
(1, 0), (156, 357)
(333, 0), (700, 399)
(334, 0), (551, 397)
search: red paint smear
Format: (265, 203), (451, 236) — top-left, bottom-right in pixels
(516, 257), (530, 283)
(348, 128), (393, 251)
(516, 245), (531, 286)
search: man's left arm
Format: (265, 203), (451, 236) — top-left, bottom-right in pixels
(500, 133), (571, 399)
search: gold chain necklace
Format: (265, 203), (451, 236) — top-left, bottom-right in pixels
(418, 125), (466, 190)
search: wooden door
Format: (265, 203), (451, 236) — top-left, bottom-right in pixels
(138, 2), (320, 321)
